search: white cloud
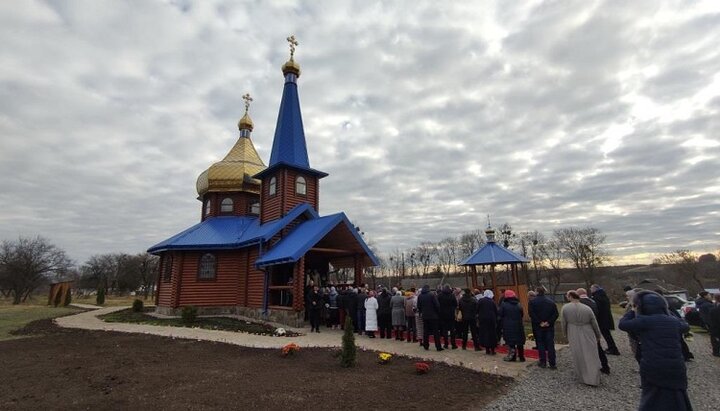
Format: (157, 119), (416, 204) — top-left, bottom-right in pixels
(0, 0), (718, 264)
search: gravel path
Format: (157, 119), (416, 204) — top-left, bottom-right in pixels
(483, 330), (720, 411)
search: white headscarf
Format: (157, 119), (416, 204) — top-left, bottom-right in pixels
(483, 289), (494, 299)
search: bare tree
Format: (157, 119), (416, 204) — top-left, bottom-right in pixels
(520, 231), (546, 287)
(459, 229), (485, 260)
(413, 242), (437, 277)
(554, 227), (609, 289)
(0, 237), (73, 304)
(655, 250), (705, 293)
(437, 236), (461, 283)
(541, 237), (564, 296)
(498, 222), (516, 249)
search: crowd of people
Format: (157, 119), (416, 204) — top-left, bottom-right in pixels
(305, 281), (720, 411)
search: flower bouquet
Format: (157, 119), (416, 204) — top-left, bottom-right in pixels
(281, 342), (300, 357)
(378, 352), (392, 364)
(415, 362), (430, 375)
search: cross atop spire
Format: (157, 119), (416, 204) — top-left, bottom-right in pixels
(287, 35), (298, 60)
(242, 93), (253, 114)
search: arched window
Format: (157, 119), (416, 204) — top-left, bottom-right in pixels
(198, 253), (216, 279)
(204, 199), (211, 216)
(220, 198), (233, 213)
(163, 255), (173, 282)
(250, 202), (260, 215)
(295, 176), (307, 195)
(269, 176), (277, 196)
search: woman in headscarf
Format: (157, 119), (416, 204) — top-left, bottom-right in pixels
(414, 288), (424, 347)
(619, 290), (692, 411)
(404, 289), (417, 342)
(477, 289), (498, 355)
(561, 290), (602, 386)
(391, 290), (406, 340)
(364, 290), (379, 338)
(500, 289), (525, 362)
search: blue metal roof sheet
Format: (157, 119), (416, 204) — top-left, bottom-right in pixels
(459, 241), (530, 266)
(255, 212), (379, 268)
(147, 203), (318, 254)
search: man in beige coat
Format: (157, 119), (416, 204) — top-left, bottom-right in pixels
(561, 290), (602, 386)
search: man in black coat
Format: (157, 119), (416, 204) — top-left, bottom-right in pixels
(344, 288), (358, 331)
(528, 287), (559, 369)
(577, 288), (610, 374)
(356, 288), (367, 335)
(437, 285), (458, 349)
(591, 284), (620, 355)
(695, 291), (714, 330)
(709, 293), (720, 357)
(417, 285), (443, 351)
(377, 288), (392, 338)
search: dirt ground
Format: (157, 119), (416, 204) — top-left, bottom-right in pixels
(0, 320), (512, 410)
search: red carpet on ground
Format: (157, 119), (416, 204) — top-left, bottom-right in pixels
(384, 330), (540, 359)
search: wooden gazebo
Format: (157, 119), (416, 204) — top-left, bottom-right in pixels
(459, 226), (530, 310)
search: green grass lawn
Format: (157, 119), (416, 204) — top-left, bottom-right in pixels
(0, 304), (81, 341)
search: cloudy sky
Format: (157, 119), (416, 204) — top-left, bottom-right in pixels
(1, 0), (718, 266)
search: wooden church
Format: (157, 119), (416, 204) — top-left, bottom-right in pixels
(149, 37), (378, 326)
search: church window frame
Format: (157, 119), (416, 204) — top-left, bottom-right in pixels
(295, 176), (307, 196)
(220, 197), (233, 213)
(250, 201), (260, 215)
(163, 254), (173, 282)
(198, 253), (217, 280)
(204, 199), (212, 216)
(269, 176), (277, 196)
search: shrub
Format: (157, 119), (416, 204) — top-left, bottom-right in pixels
(340, 315), (357, 367)
(132, 299), (144, 312)
(63, 290), (72, 306)
(181, 305), (197, 323)
(96, 288), (105, 305)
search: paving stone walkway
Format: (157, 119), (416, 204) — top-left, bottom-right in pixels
(57, 306), (532, 378)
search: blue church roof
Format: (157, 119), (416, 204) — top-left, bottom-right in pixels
(459, 241), (530, 266)
(147, 203), (318, 253)
(254, 73), (327, 179)
(255, 212), (379, 268)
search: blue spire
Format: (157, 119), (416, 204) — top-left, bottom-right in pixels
(255, 56), (327, 179)
(268, 77), (310, 168)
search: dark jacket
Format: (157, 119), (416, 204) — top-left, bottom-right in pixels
(344, 292), (358, 314)
(619, 291), (689, 390)
(696, 297), (714, 326)
(377, 291), (392, 316)
(709, 303), (720, 336)
(356, 292), (367, 314)
(528, 295), (558, 327)
(591, 288), (615, 330)
(499, 297), (525, 345)
(477, 297), (498, 324)
(417, 287), (440, 320)
(438, 289), (457, 321)
(308, 291), (323, 311)
(458, 295), (478, 322)
(579, 296), (599, 318)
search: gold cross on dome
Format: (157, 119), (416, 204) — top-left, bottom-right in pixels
(287, 35), (298, 60)
(242, 93), (253, 113)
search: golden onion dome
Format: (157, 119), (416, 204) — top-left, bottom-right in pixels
(196, 133), (266, 197)
(238, 112), (253, 131)
(282, 59), (301, 77)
